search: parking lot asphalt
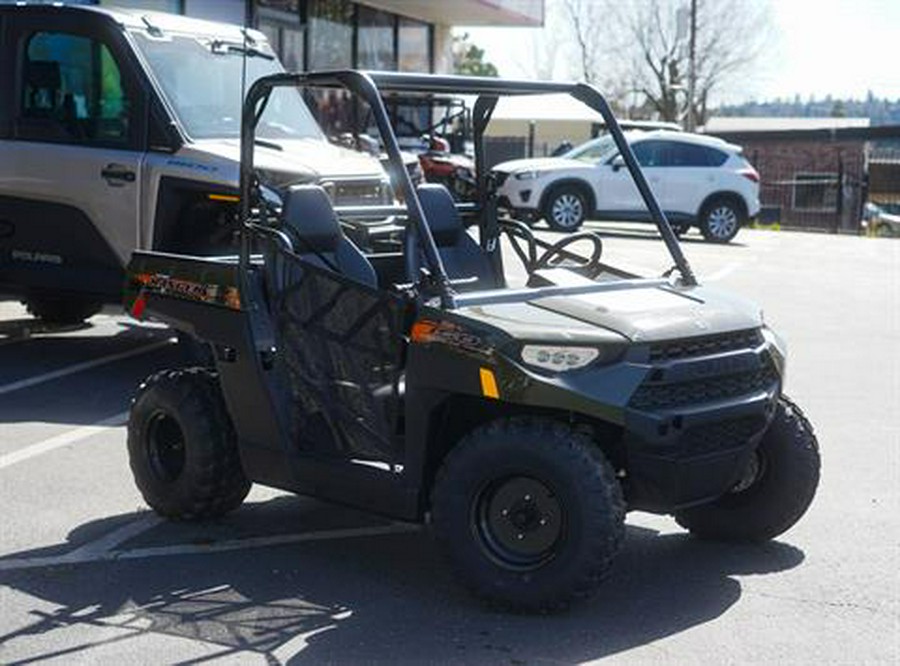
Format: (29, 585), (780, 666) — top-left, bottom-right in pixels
(0, 226), (898, 664)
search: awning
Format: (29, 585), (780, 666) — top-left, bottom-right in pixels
(360, 0), (543, 26)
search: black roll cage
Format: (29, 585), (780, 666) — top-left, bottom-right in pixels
(239, 70), (698, 307)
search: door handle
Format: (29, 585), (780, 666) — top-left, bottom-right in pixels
(101, 164), (136, 183)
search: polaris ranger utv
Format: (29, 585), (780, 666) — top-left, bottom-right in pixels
(124, 71), (820, 612)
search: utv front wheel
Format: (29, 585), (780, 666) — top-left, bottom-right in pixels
(675, 395), (820, 542)
(128, 368), (250, 520)
(431, 418), (625, 612)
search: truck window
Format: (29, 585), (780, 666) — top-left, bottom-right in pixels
(131, 32), (323, 142)
(20, 31), (131, 146)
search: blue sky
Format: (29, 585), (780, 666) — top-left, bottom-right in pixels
(460, 0), (900, 103)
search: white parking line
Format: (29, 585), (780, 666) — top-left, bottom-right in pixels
(0, 523), (419, 572)
(0, 338), (172, 396)
(0, 411), (128, 471)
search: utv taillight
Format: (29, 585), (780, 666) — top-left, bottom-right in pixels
(739, 167), (760, 183)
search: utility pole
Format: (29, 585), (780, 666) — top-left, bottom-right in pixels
(687, 0), (697, 131)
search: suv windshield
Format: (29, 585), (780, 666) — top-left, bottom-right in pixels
(564, 134), (617, 163)
(132, 32), (323, 141)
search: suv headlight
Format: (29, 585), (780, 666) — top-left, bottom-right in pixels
(521, 345), (601, 372)
(514, 170), (541, 181)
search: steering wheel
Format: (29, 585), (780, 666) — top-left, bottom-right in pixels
(533, 231), (605, 278)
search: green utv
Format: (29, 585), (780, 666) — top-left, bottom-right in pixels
(124, 71), (820, 612)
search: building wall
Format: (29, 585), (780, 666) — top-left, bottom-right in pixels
(738, 139), (867, 232)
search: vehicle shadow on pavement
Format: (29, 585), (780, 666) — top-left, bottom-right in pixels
(0, 499), (805, 664)
(0, 326), (180, 426)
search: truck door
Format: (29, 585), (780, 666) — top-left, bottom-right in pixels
(0, 13), (148, 301)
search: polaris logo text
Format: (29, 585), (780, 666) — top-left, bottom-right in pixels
(11, 250), (63, 265)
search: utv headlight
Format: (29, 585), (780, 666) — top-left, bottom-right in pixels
(514, 170), (541, 181)
(520, 345), (600, 372)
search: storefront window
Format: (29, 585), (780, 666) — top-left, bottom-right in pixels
(257, 0), (299, 10)
(357, 6), (395, 70)
(308, 0), (353, 70)
(398, 17), (430, 72)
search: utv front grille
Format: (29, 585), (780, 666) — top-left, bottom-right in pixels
(679, 415), (768, 457)
(648, 328), (764, 362)
(629, 358), (778, 411)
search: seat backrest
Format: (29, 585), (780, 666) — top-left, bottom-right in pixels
(24, 61), (61, 117)
(281, 184), (377, 288)
(415, 184), (496, 291)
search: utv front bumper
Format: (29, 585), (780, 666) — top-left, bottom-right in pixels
(621, 330), (781, 511)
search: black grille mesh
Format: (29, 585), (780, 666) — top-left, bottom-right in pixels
(679, 415), (768, 457)
(649, 329), (764, 362)
(277, 261), (408, 461)
(630, 359), (778, 411)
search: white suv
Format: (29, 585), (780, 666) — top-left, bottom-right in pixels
(492, 130), (760, 243)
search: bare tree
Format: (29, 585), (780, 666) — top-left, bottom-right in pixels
(552, 0), (772, 126)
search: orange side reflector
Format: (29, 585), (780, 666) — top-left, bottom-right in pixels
(479, 367), (499, 400)
(208, 194), (240, 203)
(410, 319), (439, 343)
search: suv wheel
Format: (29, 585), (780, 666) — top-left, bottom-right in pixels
(431, 417), (625, 612)
(699, 197), (744, 243)
(543, 186), (588, 232)
(24, 296), (103, 325)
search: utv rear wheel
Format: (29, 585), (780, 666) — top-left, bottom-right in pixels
(543, 185), (588, 232)
(431, 417), (625, 612)
(675, 395), (820, 542)
(128, 368), (250, 520)
(699, 196), (744, 243)
(24, 296), (102, 325)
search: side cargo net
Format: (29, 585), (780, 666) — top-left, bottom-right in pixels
(275, 260), (410, 463)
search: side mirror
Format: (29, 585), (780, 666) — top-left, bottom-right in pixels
(610, 155), (626, 172)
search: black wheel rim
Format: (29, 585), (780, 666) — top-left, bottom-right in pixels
(474, 476), (564, 570)
(146, 412), (186, 483)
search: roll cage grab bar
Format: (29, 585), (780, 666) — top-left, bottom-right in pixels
(238, 70), (698, 307)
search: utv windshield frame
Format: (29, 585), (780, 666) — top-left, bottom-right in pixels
(239, 70), (698, 306)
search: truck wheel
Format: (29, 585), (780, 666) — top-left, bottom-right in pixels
(699, 196), (744, 243)
(128, 368), (250, 520)
(675, 395), (820, 542)
(431, 417), (625, 612)
(24, 296), (103, 325)
(543, 185), (588, 232)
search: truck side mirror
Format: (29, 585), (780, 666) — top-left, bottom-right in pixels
(610, 155), (626, 172)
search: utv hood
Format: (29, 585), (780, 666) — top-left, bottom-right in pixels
(531, 284), (763, 342)
(459, 283), (762, 344)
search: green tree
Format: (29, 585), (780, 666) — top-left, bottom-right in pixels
(453, 33), (499, 77)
